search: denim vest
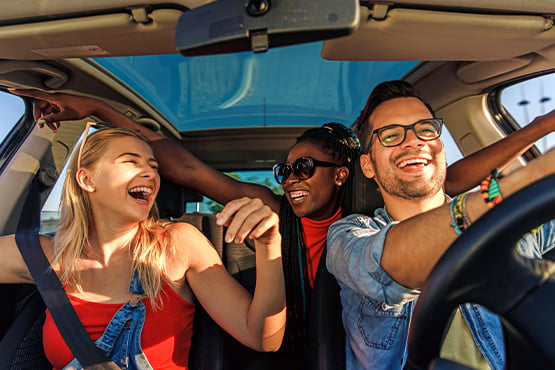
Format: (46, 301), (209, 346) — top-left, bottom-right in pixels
(63, 272), (153, 370)
(327, 210), (555, 370)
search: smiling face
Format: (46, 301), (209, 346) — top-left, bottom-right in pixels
(79, 135), (160, 224)
(361, 97), (446, 201)
(281, 140), (347, 220)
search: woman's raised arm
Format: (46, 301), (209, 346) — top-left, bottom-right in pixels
(9, 89), (281, 212)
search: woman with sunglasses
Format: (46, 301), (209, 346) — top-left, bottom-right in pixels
(0, 127), (286, 369)
(10, 88), (555, 368)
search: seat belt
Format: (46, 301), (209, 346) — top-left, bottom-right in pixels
(15, 179), (119, 369)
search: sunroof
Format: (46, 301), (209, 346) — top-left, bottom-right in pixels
(94, 42), (418, 131)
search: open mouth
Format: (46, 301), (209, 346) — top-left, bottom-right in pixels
(397, 158), (431, 169)
(289, 190), (309, 203)
(128, 186), (153, 203)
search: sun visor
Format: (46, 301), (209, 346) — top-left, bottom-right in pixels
(175, 0), (359, 56)
(322, 7), (555, 62)
(0, 9), (182, 60)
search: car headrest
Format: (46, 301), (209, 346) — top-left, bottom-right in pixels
(156, 178), (203, 219)
(351, 156), (384, 216)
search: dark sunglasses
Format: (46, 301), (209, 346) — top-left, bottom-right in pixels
(370, 118), (443, 148)
(273, 156), (341, 185)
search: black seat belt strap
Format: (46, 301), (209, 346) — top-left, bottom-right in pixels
(15, 180), (119, 369)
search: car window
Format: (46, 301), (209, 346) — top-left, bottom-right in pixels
(187, 170), (282, 214)
(41, 151), (67, 234)
(442, 128), (463, 165)
(0, 91), (25, 145)
(500, 72), (555, 153)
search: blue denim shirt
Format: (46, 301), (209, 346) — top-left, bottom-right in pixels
(63, 272), (153, 370)
(326, 208), (555, 370)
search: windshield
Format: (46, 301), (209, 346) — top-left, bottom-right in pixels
(94, 42), (418, 131)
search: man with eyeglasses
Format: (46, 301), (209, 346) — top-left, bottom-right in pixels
(326, 80), (555, 370)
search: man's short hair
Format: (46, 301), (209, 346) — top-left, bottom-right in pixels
(352, 80), (435, 152)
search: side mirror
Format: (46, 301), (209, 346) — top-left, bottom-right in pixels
(175, 0), (359, 56)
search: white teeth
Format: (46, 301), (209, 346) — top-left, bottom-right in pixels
(398, 158), (429, 169)
(128, 186), (152, 201)
(129, 186), (152, 194)
(290, 191), (308, 200)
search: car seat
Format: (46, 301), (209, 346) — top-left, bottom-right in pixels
(351, 156), (384, 216)
(158, 179), (264, 370)
(156, 179), (229, 370)
(0, 288), (51, 369)
(175, 211), (258, 370)
(306, 248), (345, 370)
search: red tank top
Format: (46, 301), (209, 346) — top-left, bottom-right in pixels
(300, 207), (342, 287)
(43, 284), (195, 369)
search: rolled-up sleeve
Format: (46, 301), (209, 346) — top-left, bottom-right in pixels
(517, 219), (555, 258)
(326, 213), (420, 307)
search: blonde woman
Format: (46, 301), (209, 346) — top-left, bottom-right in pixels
(0, 127), (286, 369)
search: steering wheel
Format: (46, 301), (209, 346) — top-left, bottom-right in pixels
(405, 174), (555, 370)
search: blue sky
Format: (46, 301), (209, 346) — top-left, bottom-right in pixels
(501, 73), (555, 153)
(0, 92), (25, 139)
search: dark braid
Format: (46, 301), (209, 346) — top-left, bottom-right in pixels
(353, 80), (435, 153)
(279, 196), (308, 354)
(279, 122), (361, 354)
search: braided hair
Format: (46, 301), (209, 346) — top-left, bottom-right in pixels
(279, 122), (361, 354)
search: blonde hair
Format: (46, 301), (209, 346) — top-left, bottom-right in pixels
(53, 127), (169, 308)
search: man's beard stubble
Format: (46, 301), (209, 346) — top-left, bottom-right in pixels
(372, 151), (446, 200)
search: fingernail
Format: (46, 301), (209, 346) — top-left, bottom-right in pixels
(7, 87), (16, 91)
(37, 119), (46, 127)
(225, 234), (233, 243)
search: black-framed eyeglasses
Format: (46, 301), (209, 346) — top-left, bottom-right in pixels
(370, 118), (443, 148)
(273, 156), (341, 185)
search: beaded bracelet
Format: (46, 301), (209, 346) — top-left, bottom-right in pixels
(461, 192), (472, 228)
(450, 193), (469, 235)
(480, 168), (503, 209)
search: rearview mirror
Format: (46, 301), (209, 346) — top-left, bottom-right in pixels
(175, 0), (359, 56)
